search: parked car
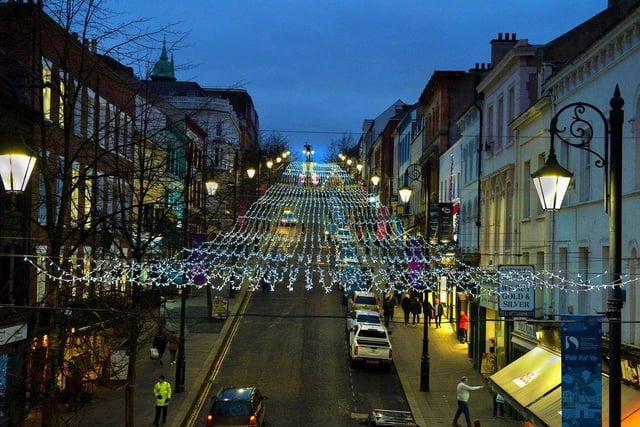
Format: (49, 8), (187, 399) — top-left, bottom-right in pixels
(349, 291), (380, 313)
(280, 210), (298, 226)
(338, 244), (358, 265)
(346, 309), (383, 332)
(349, 323), (393, 369)
(362, 408), (419, 426)
(336, 227), (353, 243)
(341, 265), (367, 303)
(206, 386), (267, 427)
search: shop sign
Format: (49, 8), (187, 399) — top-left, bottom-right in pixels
(497, 265), (535, 318)
(0, 322), (27, 345)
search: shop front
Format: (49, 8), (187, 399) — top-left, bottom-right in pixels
(488, 345), (640, 426)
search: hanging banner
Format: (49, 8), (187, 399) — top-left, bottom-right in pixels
(561, 315), (602, 426)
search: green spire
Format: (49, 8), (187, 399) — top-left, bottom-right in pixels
(151, 39), (176, 82)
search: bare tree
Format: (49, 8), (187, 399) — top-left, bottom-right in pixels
(0, 1), (189, 426)
(327, 132), (356, 161)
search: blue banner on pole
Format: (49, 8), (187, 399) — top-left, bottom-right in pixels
(561, 315), (602, 426)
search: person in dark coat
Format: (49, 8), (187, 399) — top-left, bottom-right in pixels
(423, 298), (434, 327)
(401, 293), (412, 325)
(153, 331), (169, 365)
(382, 293), (396, 327)
(433, 297), (444, 328)
(410, 297), (422, 324)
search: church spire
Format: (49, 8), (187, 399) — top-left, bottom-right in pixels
(150, 39), (176, 82)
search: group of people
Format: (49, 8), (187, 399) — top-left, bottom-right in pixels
(394, 293), (444, 327)
(152, 329), (179, 366)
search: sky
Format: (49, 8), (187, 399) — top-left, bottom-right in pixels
(113, 0), (607, 162)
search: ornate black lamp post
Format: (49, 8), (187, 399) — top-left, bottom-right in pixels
(398, 163), (431, 392)
(531, 86), (624, 426)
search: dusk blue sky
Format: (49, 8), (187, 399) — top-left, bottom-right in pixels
(114, 0), (606, 161)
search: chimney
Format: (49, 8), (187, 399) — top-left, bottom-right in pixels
(490, 32), (518, 66)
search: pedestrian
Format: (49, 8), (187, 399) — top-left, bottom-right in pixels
(410, 297), (422, 324)
(493, 392), (506, 418)
(168, 333), (178, 366)
(152, 375), (172, 426)
(401, 293), (412, 325)
(458, 311), (469, 343)
(423, 298), (434, 327)
(153, 330), (169, 365)
(260, 275), (270, 293)
(383, 293), (395, 327)
(452, 375), (483, 427)
(433, 298), (444, 328)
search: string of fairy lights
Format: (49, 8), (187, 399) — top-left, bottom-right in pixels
(26, 161), (636, 299)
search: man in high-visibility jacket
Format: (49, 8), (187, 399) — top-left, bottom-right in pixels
(153, 375), (172, 426)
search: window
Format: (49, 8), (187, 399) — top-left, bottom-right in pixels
(580, 149), (591, 202)
(523, 161), (531, 218)
(507, 86), (515, 145)
(98, 97), (107, 147)
(70, 162), (80, 225)
(537, 154), (546, 215)
(73, 81), (82, 136)
(58, 70), (66, 128)
(42, 58), (53, 121)
(486, 104), (494, 153)
(496, 96), (504, 150)
(87, 89), (95, 140)
(84, 168), (93, 229)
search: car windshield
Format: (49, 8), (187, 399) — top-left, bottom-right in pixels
(358, 314), (381, 324)
(214, 401), (251, 417)
(356, 296), (377, 305)
(360, 329), (387, 339)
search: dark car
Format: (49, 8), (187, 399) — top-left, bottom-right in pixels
(206, 386), (267, 427)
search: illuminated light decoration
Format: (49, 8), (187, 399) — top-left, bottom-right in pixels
(24, 161), (636, 297)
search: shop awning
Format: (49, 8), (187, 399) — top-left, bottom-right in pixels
(526, 374), (640, 426)
(489, 346), (561, 408)
(490, 346), (640, 426)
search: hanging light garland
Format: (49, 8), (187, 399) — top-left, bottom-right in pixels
(26, 161), (636, 299)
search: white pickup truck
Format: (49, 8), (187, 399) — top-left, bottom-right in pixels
(349, 323), (393, 369)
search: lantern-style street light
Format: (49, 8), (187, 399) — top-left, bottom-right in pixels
(0, 136), (37, 192)
(531, 86), (624, 427)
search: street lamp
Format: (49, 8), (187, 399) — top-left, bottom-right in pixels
(396, 163), (431, 392)
(0, 136), (37, 192)
(303, 144), (314, 163)
(531, 86), (624, 426)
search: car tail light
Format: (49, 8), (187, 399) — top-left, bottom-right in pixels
(249, 414), (258, 426)
(389, 349), (393, 359)
(206, 414), (213, 426)
(354, 345), (359, 355)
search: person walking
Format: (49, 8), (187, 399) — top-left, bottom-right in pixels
(458, 311), (469, 343)
(168, 333), (178, 366)
(153, 375), (172, 426)
(410, 297), (422, 325)
(423, 298), (434, 327)
(153, 330), (169, 365)
(433, 298), (444, 328)
(493, 392), (506, 418)
(401, 293), (412, 325)
(452, 376), (483, 427)
(383, 293), (395, 327)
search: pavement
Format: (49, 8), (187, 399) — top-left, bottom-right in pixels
(22, 290), (523, 427)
